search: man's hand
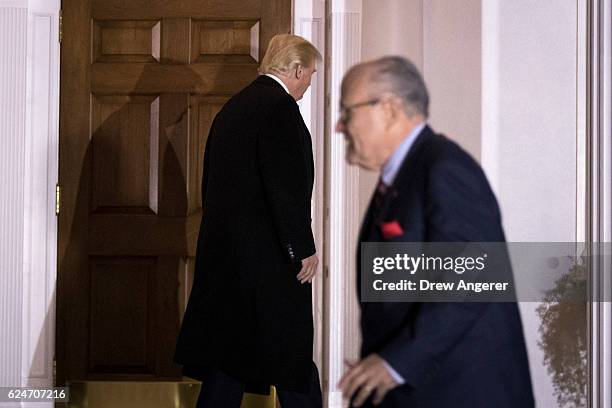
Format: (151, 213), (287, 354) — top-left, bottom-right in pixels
(338, 354), (399, 406)
(296, 253), (318, 283)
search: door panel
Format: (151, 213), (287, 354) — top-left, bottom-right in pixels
(58, 0), (290, 383)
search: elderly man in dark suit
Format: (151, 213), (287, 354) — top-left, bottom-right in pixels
(336, 56), (534, 407)
(174, 34), (322, 408)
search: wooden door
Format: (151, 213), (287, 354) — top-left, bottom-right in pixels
(58, 0), (290, 383)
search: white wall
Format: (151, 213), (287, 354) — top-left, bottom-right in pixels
(423, 0), (481, 161)
(482, 0), (578, 242)
(482, 1), (580, 407)
(360, 0), (424, 218)
(360, 0), (481, 216)
(362, 0), (423, 65)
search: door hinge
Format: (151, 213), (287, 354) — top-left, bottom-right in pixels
(55, 184), (61, 216)
(58, 10), (62, 43)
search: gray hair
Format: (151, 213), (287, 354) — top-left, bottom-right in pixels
(367, 56), (429, 118)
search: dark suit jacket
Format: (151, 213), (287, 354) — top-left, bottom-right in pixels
(174, 76), (316, 392)
(357, 126), (534, 407)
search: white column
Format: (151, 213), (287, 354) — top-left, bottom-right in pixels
(0, 1), (28, 398)
(325, 1), (361, 406)
(0, 1), (59, 407)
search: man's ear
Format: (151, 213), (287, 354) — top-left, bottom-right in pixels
(295, 65), (303, 79)
(383, 99), (399, 131)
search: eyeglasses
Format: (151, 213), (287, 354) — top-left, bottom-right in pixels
(339, 98), (381, 123)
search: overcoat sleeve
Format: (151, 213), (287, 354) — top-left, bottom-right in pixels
(257, 98), (316, 263)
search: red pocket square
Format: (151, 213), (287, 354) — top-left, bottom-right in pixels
(380, 220), (404, 239)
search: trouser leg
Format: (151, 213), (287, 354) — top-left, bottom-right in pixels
(195, 367), (245, 408)
(276, 362), (323, 408)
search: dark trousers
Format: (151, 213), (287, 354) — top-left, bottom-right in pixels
(195, 363), (323, 408)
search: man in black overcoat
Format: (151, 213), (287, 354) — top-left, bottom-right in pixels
(337, 57), (535, 407)
(174, 34), (323, 408)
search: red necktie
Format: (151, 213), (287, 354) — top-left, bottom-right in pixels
(374, 178), (389, 209)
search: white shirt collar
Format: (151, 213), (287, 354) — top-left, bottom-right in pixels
(264, 73), (290, 94)
(381, 122), (426, 186)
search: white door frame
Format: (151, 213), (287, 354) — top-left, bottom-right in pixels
(292, 0), (327, 389)
(586, 0), (612, 407)
(295, 2), (364, 406)
(294, 3), (365, 406)
(22, 0), (61, 396)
